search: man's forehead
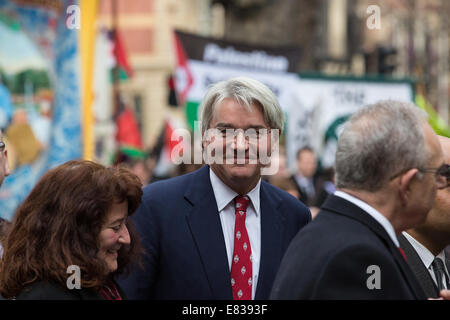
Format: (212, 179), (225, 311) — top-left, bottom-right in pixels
(298, 149), (314, 158)
(211, 99), (267, 126)
(215, 98), (259, 112)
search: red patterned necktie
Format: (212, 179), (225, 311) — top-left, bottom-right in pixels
(230, 195), (252, 300)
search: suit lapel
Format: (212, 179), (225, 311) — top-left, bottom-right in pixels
(322, 195), (426, 299)
(388, 239), (427, 299)
(398, 234), (439, 298)
(255, 181), (283, 299)
(184, 165), (232, 299)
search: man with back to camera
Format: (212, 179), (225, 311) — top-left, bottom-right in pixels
(118, 77), (311, 299)
(399, 135), (450, 298)
(270, 100), (450, 299)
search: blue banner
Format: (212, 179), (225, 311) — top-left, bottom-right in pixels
(0, 0), (81, 220)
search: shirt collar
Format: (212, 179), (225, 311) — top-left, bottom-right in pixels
(402, 231), (434, 268)
(402, 231), (447, 269)
(209, 168), (261, 216)
(334, 190), (400, 247)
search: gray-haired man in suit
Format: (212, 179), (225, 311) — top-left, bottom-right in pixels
(270, 100), (449, 299)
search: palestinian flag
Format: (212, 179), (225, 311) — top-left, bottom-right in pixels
(167, 73), (179, 107)
(116, 107), (144, 158)
(109, 30), (133, 81)
(173, 31), (193, 106)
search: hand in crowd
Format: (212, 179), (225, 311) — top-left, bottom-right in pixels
(439, 289), (450, 300)
(428, 290), (450, 300)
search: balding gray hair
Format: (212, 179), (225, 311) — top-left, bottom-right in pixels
(199, 77), (284, 136)
(335, 100), (429, 191)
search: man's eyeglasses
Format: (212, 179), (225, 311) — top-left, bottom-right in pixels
(0, 141), (5, 152)
(418, 164), (450, 189)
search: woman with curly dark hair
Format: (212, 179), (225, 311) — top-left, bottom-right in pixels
(0, 160), (143, 300)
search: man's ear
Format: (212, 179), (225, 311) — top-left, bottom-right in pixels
(398, 168), (419, 206)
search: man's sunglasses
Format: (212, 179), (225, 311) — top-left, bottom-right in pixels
(418, 163), (450, 189)
(389, 163), (450, 189)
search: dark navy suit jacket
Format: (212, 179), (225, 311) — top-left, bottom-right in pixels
(118, 165), (311, 299)
(399, 234), (450, 299)
(270, 195), (426, 300)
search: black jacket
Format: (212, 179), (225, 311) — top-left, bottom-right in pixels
(14, 280), (125, 300)
(270, 195), (426, 300)
(399, 233), (450, 299)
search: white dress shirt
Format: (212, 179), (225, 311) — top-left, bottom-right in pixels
(402, 231), (449, 290)
(334, 191), (400, 247)
(209, 169), (261, 300)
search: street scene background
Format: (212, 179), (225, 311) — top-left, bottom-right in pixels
(0, 0), (449, 220)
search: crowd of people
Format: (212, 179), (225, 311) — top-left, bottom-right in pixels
(0, 77), (449, 300)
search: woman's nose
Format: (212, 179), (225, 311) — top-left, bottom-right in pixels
(118, 225), (131, 245)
